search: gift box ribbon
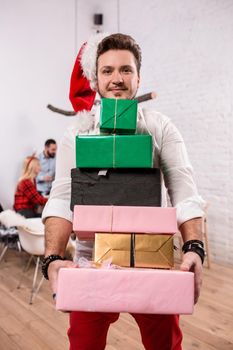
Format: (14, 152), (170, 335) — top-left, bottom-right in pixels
(102, 99), (136, 132)
(112, 135), (116, 168)
(94, 233), (174, 268)
(130, 234), (136, 267)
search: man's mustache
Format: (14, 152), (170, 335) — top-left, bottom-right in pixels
(108, 85), (128, 91)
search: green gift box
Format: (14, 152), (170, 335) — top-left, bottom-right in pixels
(100, 98), (137, 134)
(76, 134), (153, 168)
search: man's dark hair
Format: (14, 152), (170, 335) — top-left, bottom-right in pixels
(45, 139), (56, 147)
(97, 33), (142, 74)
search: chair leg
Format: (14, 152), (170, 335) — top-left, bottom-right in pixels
(17, 255), (33, 289)
(30, 275), (44, 305)
(0, 245), (8, 263)
(17, 239), (22, 252)
(29, 256), (40, 304)
(203, 217), (211, 269)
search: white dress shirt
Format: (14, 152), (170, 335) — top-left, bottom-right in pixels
(42, 106), (205, 259)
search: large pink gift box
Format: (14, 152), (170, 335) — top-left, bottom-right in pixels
(73, 205), (177, 240)
(56, 268), (194, 314)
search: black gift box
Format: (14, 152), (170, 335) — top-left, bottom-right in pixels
(70, 168), (161, 211)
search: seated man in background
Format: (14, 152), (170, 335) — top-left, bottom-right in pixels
(36, 139), (57, 196)
(14, 156), (48, 218)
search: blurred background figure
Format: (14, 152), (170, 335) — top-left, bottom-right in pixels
(14, 156), (48, 218)
(36, 139), (57, 196)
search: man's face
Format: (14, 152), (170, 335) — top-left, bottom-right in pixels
(97, 49), (140, 99)
(45, 144), (57, 158)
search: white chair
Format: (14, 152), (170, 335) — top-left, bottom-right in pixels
(0, 210), (26, 263)
(0, 211), (76, 303)
(0, 227), (21, 263)
(17, 218), (45, 304)
(17, 218), (76, 304)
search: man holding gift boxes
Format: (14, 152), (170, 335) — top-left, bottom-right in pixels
(42, 33), (206, 350)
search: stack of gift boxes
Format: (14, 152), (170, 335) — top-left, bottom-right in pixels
(56, 98), (194, 314)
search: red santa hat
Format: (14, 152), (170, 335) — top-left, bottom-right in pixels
(69, 33), (108, 112)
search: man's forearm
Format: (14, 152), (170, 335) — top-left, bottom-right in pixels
(179, 217), (203, 243)
(44, 217), (72, 257)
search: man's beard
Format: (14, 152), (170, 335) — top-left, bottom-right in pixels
(48, 152), (55, 158)
(98, 89), (138, 100)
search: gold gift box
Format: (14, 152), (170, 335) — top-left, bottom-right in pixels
(94, 233), (174, 269)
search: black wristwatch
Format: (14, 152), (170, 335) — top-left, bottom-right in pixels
(182, 240), (205, 264)
(41, 254), (64, 280)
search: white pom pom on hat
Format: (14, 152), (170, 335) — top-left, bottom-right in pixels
(81, 32), (109, 90)
(69, 33), (108, 113)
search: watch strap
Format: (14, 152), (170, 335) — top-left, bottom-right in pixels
(41, 254), (64, 280)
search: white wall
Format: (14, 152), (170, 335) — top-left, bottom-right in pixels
(118, 0), (233, 265)
(1, 0), (233, 265)
(0, 0), (77, 207)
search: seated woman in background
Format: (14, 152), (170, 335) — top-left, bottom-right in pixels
(14, 156), (48, 218)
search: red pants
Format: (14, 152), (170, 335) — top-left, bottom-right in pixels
(68, 312), (182, 350)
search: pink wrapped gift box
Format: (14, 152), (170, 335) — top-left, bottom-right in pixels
(73, 205), (112, 240)
(73, 205), (177, 240)
(56, 268), (194, 314)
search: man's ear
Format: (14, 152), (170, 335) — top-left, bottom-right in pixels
(93, 80), (99, 92)
(94, 64), (99, 92)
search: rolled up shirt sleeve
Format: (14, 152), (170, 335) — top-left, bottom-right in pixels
(158, 116), (206, 226)
(139, 110), (206, 227)
(42, 126), (75, 223)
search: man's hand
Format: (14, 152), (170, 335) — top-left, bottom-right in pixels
(48, 259), (77, 301)
(44, 217), (74, 304)
(44, 175), (53, 182)
(178, 217), (203, 304)
(180, 251), (203, 304)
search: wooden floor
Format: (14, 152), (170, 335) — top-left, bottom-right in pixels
(0, 248), (232, 350)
